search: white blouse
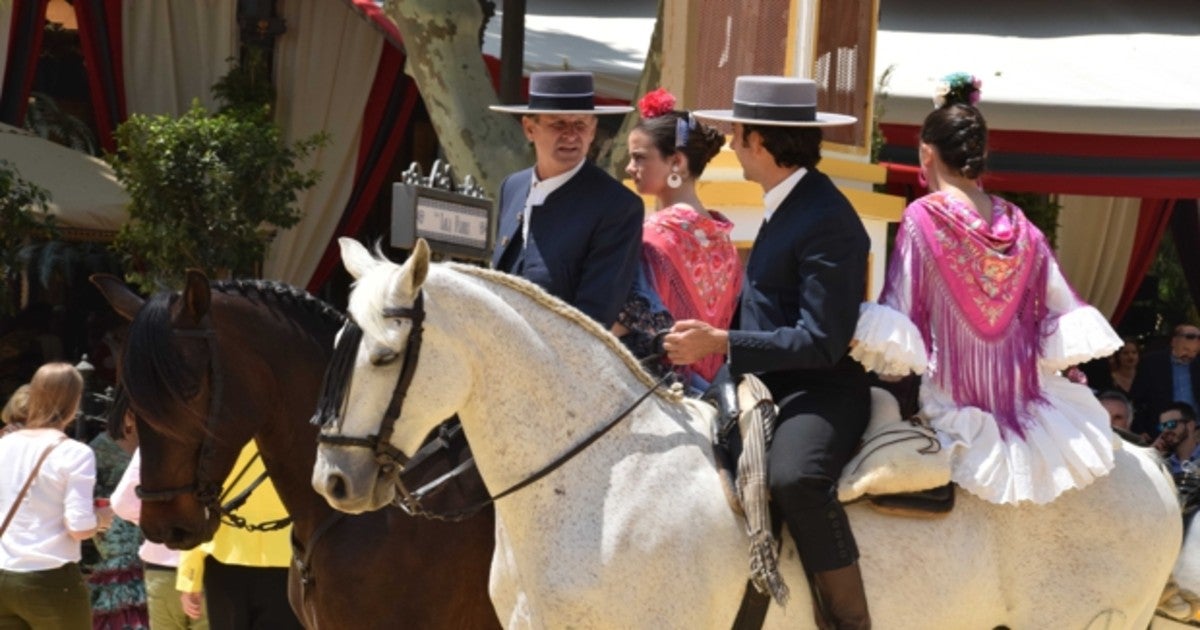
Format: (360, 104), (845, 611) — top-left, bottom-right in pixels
(0, 429), (97, 571)
(111, 449), (182, 567)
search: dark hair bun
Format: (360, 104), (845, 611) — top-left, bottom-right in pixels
(921, 103), (988, 179)
(633, 111), (726, 178)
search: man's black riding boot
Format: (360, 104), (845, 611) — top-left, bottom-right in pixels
(811, 562), (871, 630)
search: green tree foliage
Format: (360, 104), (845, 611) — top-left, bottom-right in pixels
(1137, 231), (1200, 334)
(0, 160), (56, 314)
(108, 101), (324, 292)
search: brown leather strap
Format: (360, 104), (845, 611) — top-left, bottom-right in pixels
(0, 436), (68, 539)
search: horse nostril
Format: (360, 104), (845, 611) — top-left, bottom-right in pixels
(168, 527), (189, 544)
(327, 474), (348, 500)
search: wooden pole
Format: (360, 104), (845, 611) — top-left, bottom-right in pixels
(499, 0), (526, 104)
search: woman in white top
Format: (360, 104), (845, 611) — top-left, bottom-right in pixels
(0, 362), (113, 629)
(112, 447), (209, 629)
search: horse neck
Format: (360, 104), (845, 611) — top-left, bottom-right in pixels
(434, 271), (672, 494)
(210, 294), (338, 539)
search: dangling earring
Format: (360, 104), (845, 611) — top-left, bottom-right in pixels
(917, 167), (928, 188)
(667, 166), (683, 189)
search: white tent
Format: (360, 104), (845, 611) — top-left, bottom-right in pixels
(874, 0), (1200, 137)
(480, 0), (656, 99)
(1, 124), (128, 238)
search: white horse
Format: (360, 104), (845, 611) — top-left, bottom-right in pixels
(1154, 511), (1200, 628)
(313, 238), (1181, 629)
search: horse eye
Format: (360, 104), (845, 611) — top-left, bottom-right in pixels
(370, 349), (399, 366)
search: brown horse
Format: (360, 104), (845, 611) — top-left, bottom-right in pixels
(92, 271), (499, 629)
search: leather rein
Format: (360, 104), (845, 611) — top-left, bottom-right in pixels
(132, 317), (290, 533)
(315, 289), (670, 520)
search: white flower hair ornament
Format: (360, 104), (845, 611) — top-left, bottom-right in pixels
(932, 72), (982, 108)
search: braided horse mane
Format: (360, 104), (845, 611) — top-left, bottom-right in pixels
(346, 253), (680, 403)
(122, 278), (344, 439)
(447, 264), (682, 402)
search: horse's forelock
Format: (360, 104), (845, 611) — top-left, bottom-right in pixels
(122, 291), (205, 438)
(348, 261), (406, 347)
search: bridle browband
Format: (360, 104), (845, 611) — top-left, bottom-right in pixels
(315, 291), (426, 476)
(133, 313), (291, 532)
(315, 288), (669, 520)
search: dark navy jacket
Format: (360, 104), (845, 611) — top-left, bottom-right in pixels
(1130, 349), (1200, 437)
(491, 161), (644, 326)
(728, 169), (870, 388)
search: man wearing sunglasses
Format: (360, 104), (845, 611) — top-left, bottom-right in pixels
(1153, 403), (1200, 530)
(1153, 403), (1200, 475)
(1131, 323), (1200, 437)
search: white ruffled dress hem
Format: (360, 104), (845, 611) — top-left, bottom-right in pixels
(925, 374), (1117, 505)
(851, 302), (928, 376)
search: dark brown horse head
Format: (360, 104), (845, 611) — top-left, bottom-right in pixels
(93, 270), (502, 630)
(92, 270), (239, 548)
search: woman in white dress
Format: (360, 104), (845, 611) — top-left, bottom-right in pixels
(852, 74), (1122, 505)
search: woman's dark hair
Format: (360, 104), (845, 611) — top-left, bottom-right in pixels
(921, 102), (988, 179)
(741, 124), (823, 170)
(634, 112), (725, 178)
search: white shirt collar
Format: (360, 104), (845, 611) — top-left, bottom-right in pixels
(528, 159), (586, 206)
(524, 159), (586, 247)
(762, 167), (807, 223)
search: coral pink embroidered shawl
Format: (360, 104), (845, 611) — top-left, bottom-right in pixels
(643, 205), (742, 382)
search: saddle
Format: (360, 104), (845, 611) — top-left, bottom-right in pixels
(837, 388), (955, 518)
(707, 373), (954, 528)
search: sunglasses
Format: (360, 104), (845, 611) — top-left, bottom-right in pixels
(1160, 419), (1186, 431)
(1176, 332), (1200, 341)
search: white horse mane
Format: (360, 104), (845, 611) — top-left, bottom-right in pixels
(346, 251), (681, 403)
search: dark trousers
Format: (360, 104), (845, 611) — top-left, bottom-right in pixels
(203, 557), (302, 630)
(0, 562), (90, 630)
(763, 366), (871, 574)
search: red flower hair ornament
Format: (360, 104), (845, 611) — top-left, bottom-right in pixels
(638, 87), (677, 119)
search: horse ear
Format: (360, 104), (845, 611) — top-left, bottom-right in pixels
(90, 273), (144, 322)
(340, 237), (377, 280)
(407, 239), (430, 291)
(181, 269), (211, 325)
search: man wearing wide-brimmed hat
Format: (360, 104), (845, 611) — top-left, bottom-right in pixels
(663, 76), (872, 629)
(489, 72), (644, 327)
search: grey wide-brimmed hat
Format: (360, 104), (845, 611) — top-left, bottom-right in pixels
(489, 72), (634, 115)
(694, 76), (856, 127)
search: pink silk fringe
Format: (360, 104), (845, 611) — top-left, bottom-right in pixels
(883, 204), (1053, 440)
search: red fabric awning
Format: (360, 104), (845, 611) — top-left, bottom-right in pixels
(880, 123), (1200, 197)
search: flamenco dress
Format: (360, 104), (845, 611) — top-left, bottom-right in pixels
(851, 192), (1121, 505)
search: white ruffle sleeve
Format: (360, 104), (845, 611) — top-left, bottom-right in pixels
(1039, 259), (1122, 373)
(851, 302), (928, 376)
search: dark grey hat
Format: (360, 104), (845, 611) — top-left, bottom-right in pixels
(693, 76), (855, 127)
(489, 72), (633, 115)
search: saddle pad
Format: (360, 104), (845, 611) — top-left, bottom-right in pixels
(838, 387), (951, 503)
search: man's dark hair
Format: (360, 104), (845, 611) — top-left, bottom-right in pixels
(741, 124), (822, 170)
(1165, 402), (1198, 423)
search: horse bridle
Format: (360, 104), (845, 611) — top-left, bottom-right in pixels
(316, 289), (669, 520)
(133, 323), (225, 510)
(315, 291), (426, 476)
(133, 315), (291, 532)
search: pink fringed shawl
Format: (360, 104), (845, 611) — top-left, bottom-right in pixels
(881, 192), (1051, 439)
(643, 205), (742, 381)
